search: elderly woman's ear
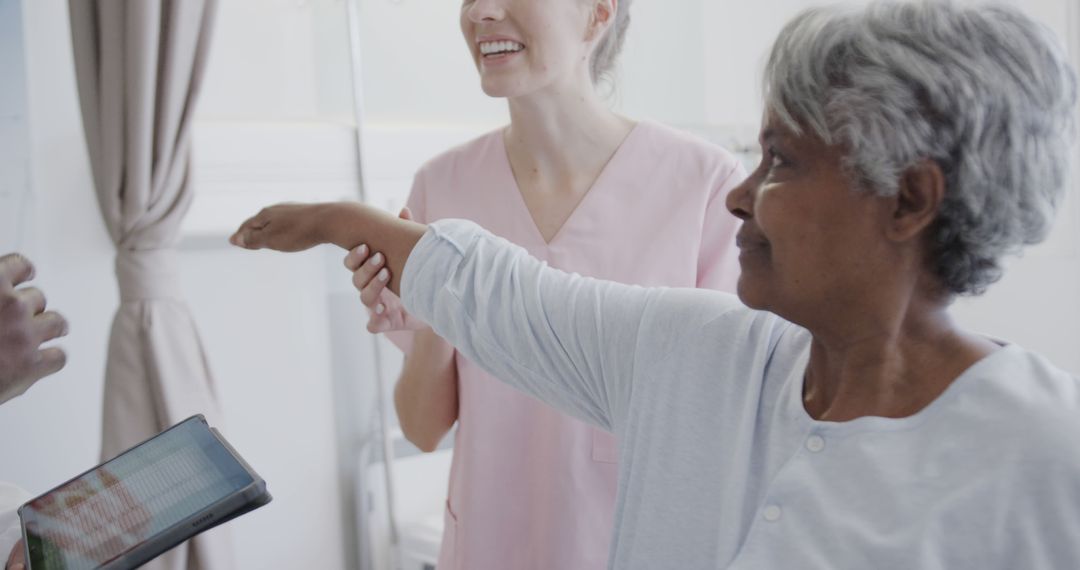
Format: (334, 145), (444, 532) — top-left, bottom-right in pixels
(886, 159), (946, 243)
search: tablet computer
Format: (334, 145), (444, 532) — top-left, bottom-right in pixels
(18, 415), (271, 570)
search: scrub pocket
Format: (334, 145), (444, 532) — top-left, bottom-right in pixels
(591, 427), (619, 463)
(437, 500), (460, 570)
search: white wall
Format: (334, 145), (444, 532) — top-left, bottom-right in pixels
(176, 247), (347, 570)
(198, 0), (355, 122)
(185, 0), (353, 567)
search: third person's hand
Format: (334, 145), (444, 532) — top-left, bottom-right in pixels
(0, 253), (68, 405)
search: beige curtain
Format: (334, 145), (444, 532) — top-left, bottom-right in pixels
(68, 1), (229, 568)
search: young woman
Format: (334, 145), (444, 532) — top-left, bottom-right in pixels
(347, 0), (743, 567)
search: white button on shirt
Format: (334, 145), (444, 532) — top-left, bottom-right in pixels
(806, 435), (825, 453)
(762, 505), (783, 522)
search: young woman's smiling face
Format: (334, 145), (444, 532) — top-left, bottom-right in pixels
(460, 0), (608, 98)
(725, 112), (900, 326)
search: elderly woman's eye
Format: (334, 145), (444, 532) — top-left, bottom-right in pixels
(767, 148), (789, 169)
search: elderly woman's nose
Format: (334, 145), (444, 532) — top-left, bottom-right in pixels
(466, 0), (507, 23)
(726, 178), (755, 220)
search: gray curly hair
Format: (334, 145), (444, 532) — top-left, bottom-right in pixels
(589, 0), (632, 84)
(764, 0), (1077, 295)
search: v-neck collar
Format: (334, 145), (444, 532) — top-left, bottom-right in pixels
(496, 121), (645, 247)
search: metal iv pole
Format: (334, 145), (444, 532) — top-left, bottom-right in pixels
(343, 0), (402, 568)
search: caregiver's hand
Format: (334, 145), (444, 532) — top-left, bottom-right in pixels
(229, 203), (335, 252)
(345, 242), (426, 335)
(345, 207), (425, 334)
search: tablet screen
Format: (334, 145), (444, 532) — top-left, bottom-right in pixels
(21, 417), (255, 570)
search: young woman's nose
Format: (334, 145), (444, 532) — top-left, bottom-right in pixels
(466, 0), (507, 24)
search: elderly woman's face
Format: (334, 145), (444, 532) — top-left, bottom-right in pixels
(726, 113), (898, 323)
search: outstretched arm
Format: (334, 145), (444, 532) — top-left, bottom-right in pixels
(230, 202), (426, 296)
(231, 202), (654, 430)
(399, 219), (653, 430)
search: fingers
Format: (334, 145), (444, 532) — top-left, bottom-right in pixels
(14, 287), (46, 316)
(229, 210), (271, 249)
(343, 244), (369, 271)
(398, 207), (413, 221)
(36, 311), (69, 343)
(351, 252), (389, 307)
(0, 253), (34, 290)
(2, 346), (69, 403)
(0, 287), (67, 341)
(228, 222), (261, 249)
(35, 346), (68, 377)
(345, 245), (398, 332)
(361, 263), (390, 308)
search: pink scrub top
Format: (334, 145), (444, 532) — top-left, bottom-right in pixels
(402, 121), (745, 570)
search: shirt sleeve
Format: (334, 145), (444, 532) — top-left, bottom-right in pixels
(400, 219), (656, 431)
(696, 160), (747, 293)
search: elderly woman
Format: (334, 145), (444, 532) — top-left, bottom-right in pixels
(231, 1), (1080, 567)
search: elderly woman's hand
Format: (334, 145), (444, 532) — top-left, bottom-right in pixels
(229, 203), (332, 252)
(344, 208), (427, 333)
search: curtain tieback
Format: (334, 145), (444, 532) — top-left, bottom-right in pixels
(116, 249), (183, 302)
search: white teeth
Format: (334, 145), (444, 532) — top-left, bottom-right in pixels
(479, 40), (524, 55)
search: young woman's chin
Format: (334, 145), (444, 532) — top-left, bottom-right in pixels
(478, 76), (530, 99)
